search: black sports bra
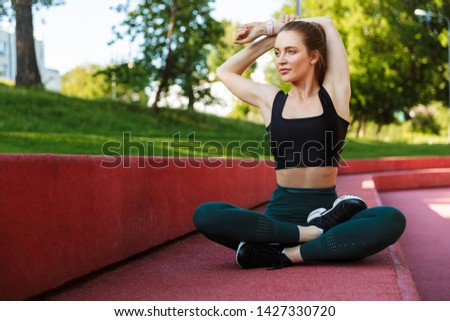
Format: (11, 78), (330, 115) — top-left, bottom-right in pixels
(266, 87), (349, 169)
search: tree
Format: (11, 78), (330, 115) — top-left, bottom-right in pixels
(61, 64), (147, 103)
(409, 104), (442, 135)
(113, 0), (223, 112)
(61, 65), (111, 100)
(0, 0), (64, 87)
(14, 0), (41, 86)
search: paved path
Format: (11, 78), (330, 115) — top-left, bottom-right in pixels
(380, 187), (450, 300)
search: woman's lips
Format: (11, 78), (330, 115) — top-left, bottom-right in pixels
(279, 68), (291, 75)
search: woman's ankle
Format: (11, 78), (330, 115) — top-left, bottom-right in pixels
(283, 246), (304, 264)
(298, 225), (322, 242)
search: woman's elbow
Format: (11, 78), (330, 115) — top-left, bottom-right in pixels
(320, 16), (332, 23)
(216, 65), (234, 83)
(216, 65), (224, 81)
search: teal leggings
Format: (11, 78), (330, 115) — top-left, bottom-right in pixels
(192, 184), (406, 261)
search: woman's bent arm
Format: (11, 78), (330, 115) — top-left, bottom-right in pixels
(301, 16), (351, 119)
(216, 27), (280, 123)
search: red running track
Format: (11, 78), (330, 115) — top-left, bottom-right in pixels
(37, 174), (418, 301)
(380, 187), (450, 300)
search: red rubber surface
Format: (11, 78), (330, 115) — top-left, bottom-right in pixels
(3, 155), (450, 300)
(39, 173), (421, 301)
(380, 187), (450, 300)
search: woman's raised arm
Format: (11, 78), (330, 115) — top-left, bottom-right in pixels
(216, 22), (280, 125)
(301, 16), (351, 119)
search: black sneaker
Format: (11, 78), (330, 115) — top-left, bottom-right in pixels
(307, 195), (367, 232)
(235, 242), (292, 269)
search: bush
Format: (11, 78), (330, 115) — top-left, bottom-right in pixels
(409, 104), (442, 135)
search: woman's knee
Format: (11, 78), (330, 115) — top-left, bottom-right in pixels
(192, 202), (227, 232)
(378, 206), (406, 241)
(385, 206), (406, 228)
(356, 205), (406, 242)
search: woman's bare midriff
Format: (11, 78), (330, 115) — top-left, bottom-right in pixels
(276, 167), (338, 188)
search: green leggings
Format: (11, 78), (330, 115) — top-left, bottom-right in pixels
(192, 184), (406, 261)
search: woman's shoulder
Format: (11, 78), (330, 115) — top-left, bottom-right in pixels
(259, 85), (286, 110)
(256, 85), (285, 127)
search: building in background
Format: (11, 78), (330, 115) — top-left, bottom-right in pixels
(0, 28), (60, 91)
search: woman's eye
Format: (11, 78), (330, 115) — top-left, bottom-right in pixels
(288, 50), (296, 54)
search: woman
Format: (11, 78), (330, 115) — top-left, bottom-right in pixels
(193, 15), (406, 269)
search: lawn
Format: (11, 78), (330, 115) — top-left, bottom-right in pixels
(1, 84), (449, 160)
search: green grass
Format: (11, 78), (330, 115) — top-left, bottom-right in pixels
(1, 84), (450, 159)
(0, 85), (271, 158)
(341, 137), (450, 160)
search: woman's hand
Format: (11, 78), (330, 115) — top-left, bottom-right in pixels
(278, 14), (299, 24)
(273, 14), (300, 34)
(233, 15), (299, 45)
(234, 22), (265, 44)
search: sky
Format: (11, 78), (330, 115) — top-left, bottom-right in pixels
(21, 0), (287, 75)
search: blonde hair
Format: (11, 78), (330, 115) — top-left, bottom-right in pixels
(280, 21), (327, 85)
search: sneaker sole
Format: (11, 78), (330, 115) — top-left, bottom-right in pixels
(235, 242), (246, 268)
(307, 195), (367, 223)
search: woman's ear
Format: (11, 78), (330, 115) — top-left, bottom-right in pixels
(310, 50), (320, 65)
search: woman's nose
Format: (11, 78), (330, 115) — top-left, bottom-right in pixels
(278, 56), (287, 65)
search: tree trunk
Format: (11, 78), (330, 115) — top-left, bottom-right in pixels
(150, 81), (165, 113)
(375, 123), (383, 140)
(187, 86), (194, 111)
(15, 0), (42, 87)
(356, 118), (366, 138)
(150, 0), (177, 112)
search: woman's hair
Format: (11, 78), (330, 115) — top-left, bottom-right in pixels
(280, 21), (327, 85)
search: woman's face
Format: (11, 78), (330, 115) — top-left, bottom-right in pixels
(274, 30), (316, 83)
